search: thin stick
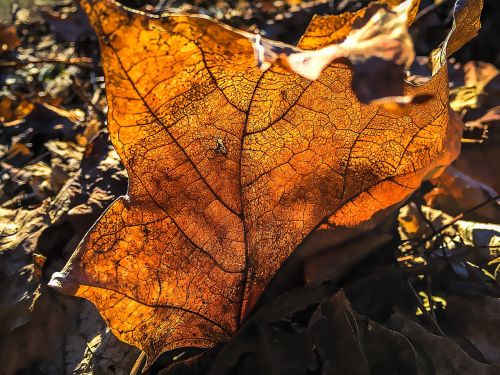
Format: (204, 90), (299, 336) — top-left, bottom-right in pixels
(401, 195), (500, 248)
(0, 57), (93, 69)
(72, 79), (105, 120)
(425, 275), (437, 322)
(0, 151), (51, 179)
(406, 279), (445, 336)
(130, 351), (147, 375)
(436, 194), (500, 230)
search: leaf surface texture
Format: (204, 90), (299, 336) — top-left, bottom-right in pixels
(50, 0), (483, 362)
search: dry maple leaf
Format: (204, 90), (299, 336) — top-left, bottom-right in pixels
(50, 0), (483, 363)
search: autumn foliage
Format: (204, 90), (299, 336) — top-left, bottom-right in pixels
(43, 0), (485, 365)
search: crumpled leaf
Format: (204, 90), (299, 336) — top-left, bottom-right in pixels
(450, 61), (499, 112)
(297, 0), (420, 49)
(295, 0), (420, 102)
(50, 0), (481, 362)
(256, 0), (416, 83)
(465, 105), (500, 134)
(430, 0), (483, 74)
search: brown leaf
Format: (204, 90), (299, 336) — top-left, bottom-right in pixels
(455, 104), (500, 192)
(388, 312), (500, 374)
(194, 289), (427, 375)
(0, 286), (139, 375)
(45, 140), (84, 192)
(0, 205), (57, 335)
(444, 295), (500, 364)
(425, 165), (499, 222)
(0, 130), (125, 327)
(304, 229), (393, 285)
(0, 23), (20, 52)
(50, 0), (481, 363)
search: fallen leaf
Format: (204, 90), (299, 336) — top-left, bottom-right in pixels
(464, 61), (500, 91)
(0, 130), (125, 328)
(465, 105), (500, 133)
(256, 0), (418, 102)
(425, 165), (499, 222)
(444, 295), (500, 364)
(206, 285), (332, 375)
(0, 286), (139, 375)
(0, 130), (131, 374)
(450, 62), (498, 112)
(258, 1), (415, 77)
(45, 140), (84, 192)
(50, 0), (482, 363)
(297, 0), (420, 49)
(177, 289), (428, 375)
(303, 228), (393, 284)
(455, 105), (500, 192)
(388, 312), (500, 374)
(430, 0), (483, 74)
(0, 23), (20, 52)
(0, 206), (54, 335)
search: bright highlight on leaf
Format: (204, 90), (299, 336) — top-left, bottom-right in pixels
(50, 0), (483, 364)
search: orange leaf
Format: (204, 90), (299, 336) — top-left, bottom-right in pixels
(297, 0), (420, 49)
(50, 0), (483, 364)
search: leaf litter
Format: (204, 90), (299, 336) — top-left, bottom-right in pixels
(0, 0), (498, 374)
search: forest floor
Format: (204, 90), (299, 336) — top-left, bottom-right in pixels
(0, 0), (499, 374)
